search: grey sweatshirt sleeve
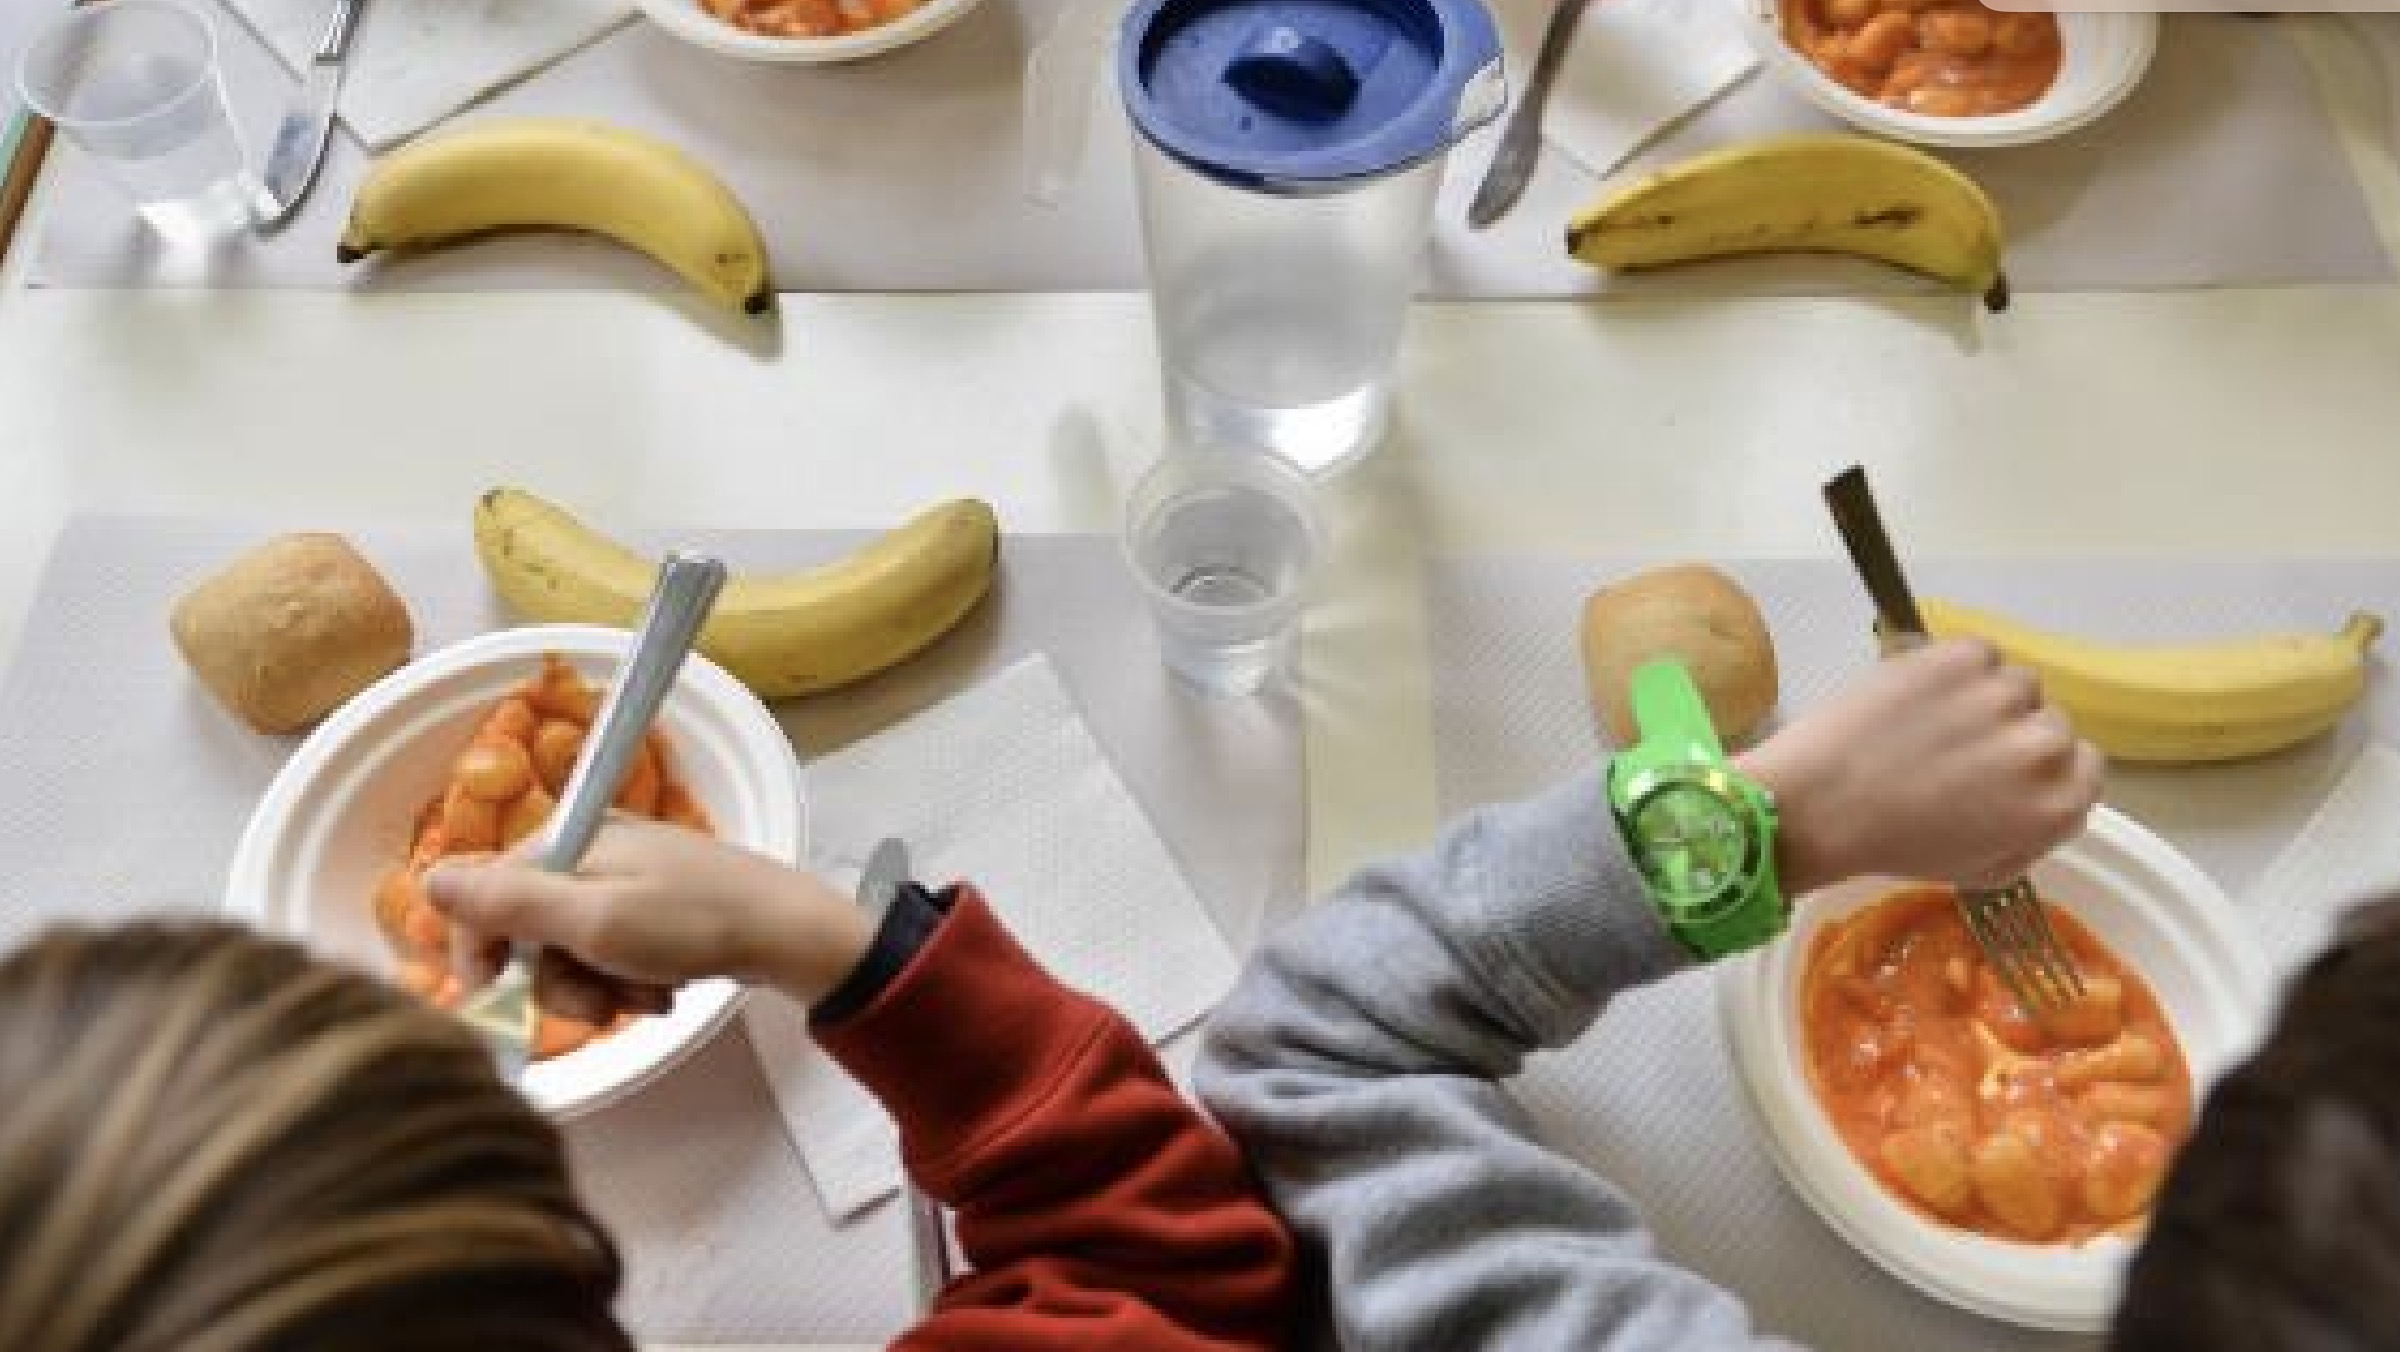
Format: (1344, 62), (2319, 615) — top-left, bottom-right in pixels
(1195, 772), (1806, 1352)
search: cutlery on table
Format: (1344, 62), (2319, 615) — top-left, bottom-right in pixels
(1820, 465), (2087, 1017)
(254, 0), (367, 228)
(851, 836), (957, 1311)
(1466, 0), (1595, 229)
(456, 550), (729, 1080)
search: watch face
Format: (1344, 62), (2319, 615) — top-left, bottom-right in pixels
(1626, 780), (1753, 911)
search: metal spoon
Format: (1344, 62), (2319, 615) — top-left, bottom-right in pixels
(1466, 0), (1597, 229)
(456, 551), (728, 1080)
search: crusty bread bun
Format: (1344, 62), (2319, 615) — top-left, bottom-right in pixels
(171, 534), (414, 734)
(1581, 563), (1779, 749)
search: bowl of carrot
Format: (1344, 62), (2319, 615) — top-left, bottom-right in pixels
(226, 624), (806, 1118)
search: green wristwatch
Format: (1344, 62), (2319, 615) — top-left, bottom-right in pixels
(1606, 659), (1787, 960)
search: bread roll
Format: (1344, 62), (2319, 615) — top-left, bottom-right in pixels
(171, 534), (414, 734)
(1581, 563), (1779, 748)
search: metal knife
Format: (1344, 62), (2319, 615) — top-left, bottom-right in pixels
(1466, 0), (1596, 229)
(850, 837), (957, 1312)
(856, 836), (910, 925)
(254, 0), (367, 229)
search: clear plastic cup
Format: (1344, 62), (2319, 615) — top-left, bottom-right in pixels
(17, 0), (256, 243)
(1123, 446), (1323, 697)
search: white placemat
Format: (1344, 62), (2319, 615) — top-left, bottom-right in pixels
(2243, 741), (2400, 987)
(749, 652), (1240, 1220)
(24, 12), (2390, 296)
(0, 515), (1303, 1342)
(226, 0), (633, 149)
(1423, 554), (2400, 1351)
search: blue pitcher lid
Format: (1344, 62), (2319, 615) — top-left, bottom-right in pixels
(1120, 0), (1504, 192)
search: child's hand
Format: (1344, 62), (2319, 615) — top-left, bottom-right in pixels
(1737, 637), (2103, 898)
(425, 821), (875, 1019)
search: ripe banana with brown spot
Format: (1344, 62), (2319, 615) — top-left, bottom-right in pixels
(1919, 598), (2384, 764)
(474, 488), (998, 699)
(1566, 133), (2010, 311)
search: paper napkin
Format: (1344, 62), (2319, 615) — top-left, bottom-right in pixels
(1492, 0), (1761, 181)
(220, 0), (633, 149)
(743, 654), (1241, 1220)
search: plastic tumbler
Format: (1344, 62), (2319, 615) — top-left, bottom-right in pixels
(17, 0), (256, 243)
(1120, 0), (1503, 476)
(1124, 446), (1323, 696)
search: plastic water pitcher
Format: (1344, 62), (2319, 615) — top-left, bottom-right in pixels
(1121, 0), (1504, 474)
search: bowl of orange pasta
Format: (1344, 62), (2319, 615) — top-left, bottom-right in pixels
(227, 625), (805, 1119)
(1733, 0), (2157, 148)
(1720, 806), (2268, 1331)
(636, 0), (985, 64)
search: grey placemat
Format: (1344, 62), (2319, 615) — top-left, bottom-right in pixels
(1425, 555), (2400, 1352)
(24, 11), (2390, 297)
(0, 514), (1304, 1342)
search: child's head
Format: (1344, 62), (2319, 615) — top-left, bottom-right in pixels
(2113, 895), (2400, 1351)
(0, 919), (632, 1352)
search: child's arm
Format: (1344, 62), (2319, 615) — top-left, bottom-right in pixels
(816, 884), (1297, 1351)
(1200, 773), (1792, 1351)
(430, 830), (1298, 1351)
(1197, 638), (2103, 1351)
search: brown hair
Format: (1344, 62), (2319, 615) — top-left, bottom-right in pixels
(2112, 895), (2400, 1352)
(0, 919), (634, 1352)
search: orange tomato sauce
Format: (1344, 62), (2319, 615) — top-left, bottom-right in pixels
(700, 0), (924, 40)
(1780, 0), (2061, 118)
(372, 654), (716, 1063)
(1802, 886), (2192, 1245)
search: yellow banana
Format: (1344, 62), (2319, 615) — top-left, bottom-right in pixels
(474, 488), (999, 700)
(1566, 133), (2009, 311)
(1919, 598), (2384, 764)
(339, 119), (772, 315)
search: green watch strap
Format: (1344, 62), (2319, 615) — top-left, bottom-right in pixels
(1628, 658), (1725, 762)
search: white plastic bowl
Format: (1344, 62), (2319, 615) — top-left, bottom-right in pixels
(637, 0), (985, 64)
(1719, 806), (2269, 1331)
(1732, 0), (2159, 148)
(225, 625), (806, 1119)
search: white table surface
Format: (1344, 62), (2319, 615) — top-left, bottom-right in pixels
(3, 16), (2400, 1352)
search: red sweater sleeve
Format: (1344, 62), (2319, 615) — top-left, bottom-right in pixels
(812, 887), (1299, 1352)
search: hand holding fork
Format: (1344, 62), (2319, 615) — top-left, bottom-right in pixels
(1812, 466), (2098, 1015)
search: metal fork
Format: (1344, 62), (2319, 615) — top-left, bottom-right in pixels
(1821, 466), (2085, 1016)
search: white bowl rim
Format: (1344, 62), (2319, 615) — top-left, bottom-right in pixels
(1730, 0), (2161, 148)
(635, 0), (986, 64)
(1717, 804), (2270, 1331)
(224, 623), (806, 1119)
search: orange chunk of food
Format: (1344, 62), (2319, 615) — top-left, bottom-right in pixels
(374, 652), (715, 1062)
(1971, 1129), (2062, 1241)
(532, 719), (586, 797)
(1802, 885), (2193, 1246)
(2081, 1122), (2170, 1222)
(1881, 1121), (1974, 1216)
(455, 736), (536, 804)
(502, 785), (556, 848)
